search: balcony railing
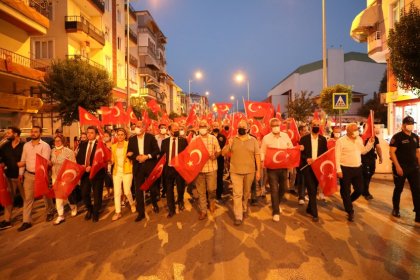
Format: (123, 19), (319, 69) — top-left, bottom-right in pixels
(125, 1), (136, 20)
(66, 55), (104, 70)
(28, 0), (50, 18)
(0, 47), (48, 71)
(125, 26), (138, 43)
(139, 67), (158, 78)
(64, 16), (105, 45)
(138, 46), (157, 58)
(125, 54), (138, 67)
(89, 0), (105, 13)
(138, 27), (156, 41)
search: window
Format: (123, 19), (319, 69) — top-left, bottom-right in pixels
(352, 97), (361, 103)
(117, 37), (121, 50)
(33, 39), (54, 59)
(117, 9), (121, 23)
(105, 56), (112, 74)
(105, 26), (110, 42)
(105, 0), (110, 12)
(391, 0), (404, 28)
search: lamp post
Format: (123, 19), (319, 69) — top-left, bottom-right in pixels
(188, 70), (203, 111)
(230, 95), (238, 113)
(322, 0), (328, 88)
(234, 73), (250, 101)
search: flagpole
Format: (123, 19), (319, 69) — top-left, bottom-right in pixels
(371, 110), (374, 137)
(300, 147), (335, 171)
(242, 96), (247, 118)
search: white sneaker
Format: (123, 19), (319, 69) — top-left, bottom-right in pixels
(53, 216), (65, 225)
(305, 195), (309, 201)
(279, 207), (282, 213)
(131, 205), (136, 213)
(298, 199), (305, 205)
(273, 214), (280, 222)
(70, 205), (78, 217)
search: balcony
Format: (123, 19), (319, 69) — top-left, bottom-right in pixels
(125, 26), (138, 44)
(88, 0), (105, 13)
(139, 67), (159, 88)
(28, 0), (50, 18)
(367, 31), (387, 63)
(0, 47), (48, 72)
(125, 1), (136, 20)
(138, 46), (161, 70)
(66, 54), (105, 70)
(64, 16), (105, 46)
(125, 54), (138, 67)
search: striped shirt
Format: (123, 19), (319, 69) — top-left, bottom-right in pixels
(198, 134), (221, 173)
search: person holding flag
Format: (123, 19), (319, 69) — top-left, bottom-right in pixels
(261, 118), (294, 222)
(299, 120), (328, 222)
(160, 122), (188, 217)
(222, 119), (261, 226)
(17, 126), (53, 232)
(335, 123), (374, 222)
(75, 126), (106, 223)
(50, 135), (77, 225)
(361, 123), (382, 200)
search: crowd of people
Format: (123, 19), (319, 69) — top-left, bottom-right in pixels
(0, 114), (418, 232)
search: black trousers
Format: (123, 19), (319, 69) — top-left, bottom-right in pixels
(267, 168), (288, 215)
(216, 157), (224, 199)
(362, 160), (376, 196)
(302, 167), (318, 217)
(134, 168), (159, 216)
(392, 165), (420, 213)
(164, 167), (186, 214)
(296, 169), (306, 200)
(81, 169), (105, 215)
(339, 166), (363, 214)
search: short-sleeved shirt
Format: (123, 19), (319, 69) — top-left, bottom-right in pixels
(230, 135), (260, 174)
(390, 131), (419, 170)
(0, 141), (24, 178)
(362, 136), (380, 163)
(197, 134), (221, 173)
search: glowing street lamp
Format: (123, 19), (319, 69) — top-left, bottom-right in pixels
(234, 72), (250, 101)
(188, 70), (203, 110)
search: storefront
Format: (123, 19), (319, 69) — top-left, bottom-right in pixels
(386, 90), (420, 135)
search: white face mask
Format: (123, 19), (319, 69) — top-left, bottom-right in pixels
(103, 136), (110, 142)
(352, 131), (359, 137)
(334, 133), (341, 138)
(405, 124), (414, 132)
(179, 130), (185, 136)
(134, 127), (142, 135)
(55, 145), (63, 150)
(199, 128), (208, 136)
(271, 126), (280, 134)
(160, 128), (167, 134)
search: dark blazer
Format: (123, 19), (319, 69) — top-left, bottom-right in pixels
(127, 133), (160, 174)
(160, 136), (188, 168)
(76, 140), (97, 166)
(299, 134), (328, 168)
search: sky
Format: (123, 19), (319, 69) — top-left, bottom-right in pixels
(132, 0), (367, 105)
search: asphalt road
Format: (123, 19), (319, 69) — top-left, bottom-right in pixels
(0, 176), (419, 280)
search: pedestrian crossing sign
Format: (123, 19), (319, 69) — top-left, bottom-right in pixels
(332, 93), (349, 109)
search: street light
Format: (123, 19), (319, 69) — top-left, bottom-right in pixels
(188, 70), (203, 110)
(234, 72), (250, 101)
(230, 95), (238, 113)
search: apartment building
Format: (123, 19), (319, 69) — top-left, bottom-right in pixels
(0, 0), (49, 129)
(350, 0), (420, 134)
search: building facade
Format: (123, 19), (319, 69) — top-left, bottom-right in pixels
(267, 49), (386, 121)
(350, 0), (420, 134)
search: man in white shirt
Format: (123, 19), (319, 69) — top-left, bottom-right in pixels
(336, 123), (374, 222)
(17, 126), (53, 231)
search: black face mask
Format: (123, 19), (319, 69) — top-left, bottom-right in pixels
(312, 126), (320, 134)
(173, 131), (180, 138)
(224, 126), (229, 131)
(7, 136), (14, 141)
(213, 128), (220, 134)
(238, 128), (247, 135)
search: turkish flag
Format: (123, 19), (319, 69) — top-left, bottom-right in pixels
(147, 99), (161, 114)
(186, 105), (198, 127)
(171, 137), (210, 183)
(140, 155), (166, 191)
(276, 103), (282, 120)
(287, 118), (301, 146)
(79, 107), (101, 126)
(100, 106), (113, 125)
(362, 110), (374, 141)
(160, 112), (170, 125)
(244, 101), (272, 118)
(313, 111), (325, 135)
(35, 154), (54, 198)
(126, 106), (139, 124)
(264, 146), (301, 169)
(142, 110), (151, 129)
(214, 103), (232, 116)
(89, 141), (111, 179)
(53, 159), (85, 199)
(110, 102), (128, 125)
(310, 148), (337, 196)
(0, 166), (12, 207)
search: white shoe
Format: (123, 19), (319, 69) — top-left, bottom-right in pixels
(131, 205), (136, 213)
(112, 213), (122, 221)
(53, 216), (65, 225)
(298, 199), (305, 205)
(273, 214), (280, 222)
(279, 207), (282, 213)
(319, 192), (325, 200)
(305, 195), (309, 201)
(70, 206), (78, 217)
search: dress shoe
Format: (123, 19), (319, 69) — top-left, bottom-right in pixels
(17, 223), (32, 232)
(85, 210), (92, 221)
(251, 199), (258, 206)
(53, 216), (65, 225)
(46, 213), (55, 222)
(392, 209), (401, 218)
(347, 212), (354, 222)
(153, 205), (159, 214)
(415, 215), (420, 223)
(0, 220), (12, 230)
(178, 202), (185, 211)
(135, 214), (145, 222)
(364, 194), (374, 200)
(92, 213), (99, 223)
(306, 208), (313, 215)
(198, 212), (207, 220)
(167, 212), (175, 218)
(234, 219), (242, 226)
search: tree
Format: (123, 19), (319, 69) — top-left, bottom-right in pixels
(388, 3), (420, 96)
(379, 70), (387, 94)
(358, 92), (387, 125)
(42, 59), (112, 125)
(286, 90), (317, 122)
(130, 96), (157, 120)
(319, 84), (353, 116)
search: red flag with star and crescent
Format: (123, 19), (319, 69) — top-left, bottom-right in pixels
(89, 141), (111, 179)
(34, 153), (54, 198)
(100, 106), (113, 125)
(78, 106), (101, 126)
(244, 101), (272, 118)
(171, 137), (210, 183)
(126, 106), (139, 124)
(287, 118), (301, 146)
(140, 155), (166, 191)
(0, 166), (12, 207)
(310, 148), (337, 196)
(214, 103), (232, 116)
(53, 159), (85, 199)
(147, 99), (161, 114)
(362, 110), (374, 141)
(264, 147), (301, 169)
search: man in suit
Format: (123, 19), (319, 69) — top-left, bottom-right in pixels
(160, 122), (188, 217)
(299, 120), (328, 222)
(76, 126), (106, 223)
(127, 120), (160, 222)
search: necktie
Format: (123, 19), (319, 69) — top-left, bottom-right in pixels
(86, 142), (93, 166)
(171, 138), (176, 161)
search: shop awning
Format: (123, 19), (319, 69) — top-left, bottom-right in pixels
(350, 4), (381, 43)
